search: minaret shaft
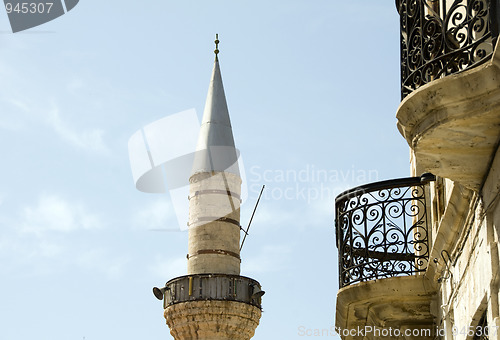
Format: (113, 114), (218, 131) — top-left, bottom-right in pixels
(187, 171), (241, 275)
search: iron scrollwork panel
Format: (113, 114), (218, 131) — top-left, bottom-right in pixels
(336, 176), (432, 288)
(398, 0), (497, 99)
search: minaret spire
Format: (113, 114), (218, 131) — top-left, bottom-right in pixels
(191, 34), (239, 177)
(155, 36), (263, 340)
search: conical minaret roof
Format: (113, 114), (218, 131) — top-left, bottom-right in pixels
(191, 36), (240, 176)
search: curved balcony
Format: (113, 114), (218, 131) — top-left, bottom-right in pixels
(396, 1), (500, 191)
(335, 174), (435, 288)
(159, 274), (264, 339)
(158, 274), (263, 310)
(397, 0), (499, 99)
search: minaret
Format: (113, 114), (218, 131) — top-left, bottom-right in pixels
(154, 35), (263, 340)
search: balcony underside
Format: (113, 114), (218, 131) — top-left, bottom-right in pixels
(396, 43), (500, 191)
(335, 275), (436, 340)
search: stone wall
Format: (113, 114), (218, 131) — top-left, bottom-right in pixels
(413, 144), (500, 339)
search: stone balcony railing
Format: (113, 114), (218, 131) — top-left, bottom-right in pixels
(397, 0), (499, 99)
(335, 174), (435, 288)
(155, 274), (264, 310)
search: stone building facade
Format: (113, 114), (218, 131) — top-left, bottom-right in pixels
(335, 1), (500, 339)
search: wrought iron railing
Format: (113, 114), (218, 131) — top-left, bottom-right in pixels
(398, 0), (499, 98)
(335, 174), (435, 288)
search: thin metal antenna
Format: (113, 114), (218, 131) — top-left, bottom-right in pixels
(240, 185), (265, 251)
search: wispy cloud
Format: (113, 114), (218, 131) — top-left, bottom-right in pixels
(0, 97), (30, 131)
(37, 239), (65, 258)
(47, 104), (109, 154)
(0, 194), (126, 278)
(132, 197), (175, 230)
(66, 77), (85, 95)
(4, 97), (30, 113)
(0, 94), (109, 153)
(21, 194), (103, 235)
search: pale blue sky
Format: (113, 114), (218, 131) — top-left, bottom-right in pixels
(0, 2), (409, 339)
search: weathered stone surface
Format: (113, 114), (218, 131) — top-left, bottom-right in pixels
(335, 275), (436, 340)
(409, 141), (500, 340)
(165, 300), (261, 340)
(396, 42), (500, 191)
(187, 172), (242, 275)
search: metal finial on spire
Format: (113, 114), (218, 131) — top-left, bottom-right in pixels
(214, 34), (219, 61)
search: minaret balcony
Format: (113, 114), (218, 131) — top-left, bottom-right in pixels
(396, 0), (500, 191)
(160, 274), (263, 310)
(335, 175), (436, 338)
(159, 274), (264, 340)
